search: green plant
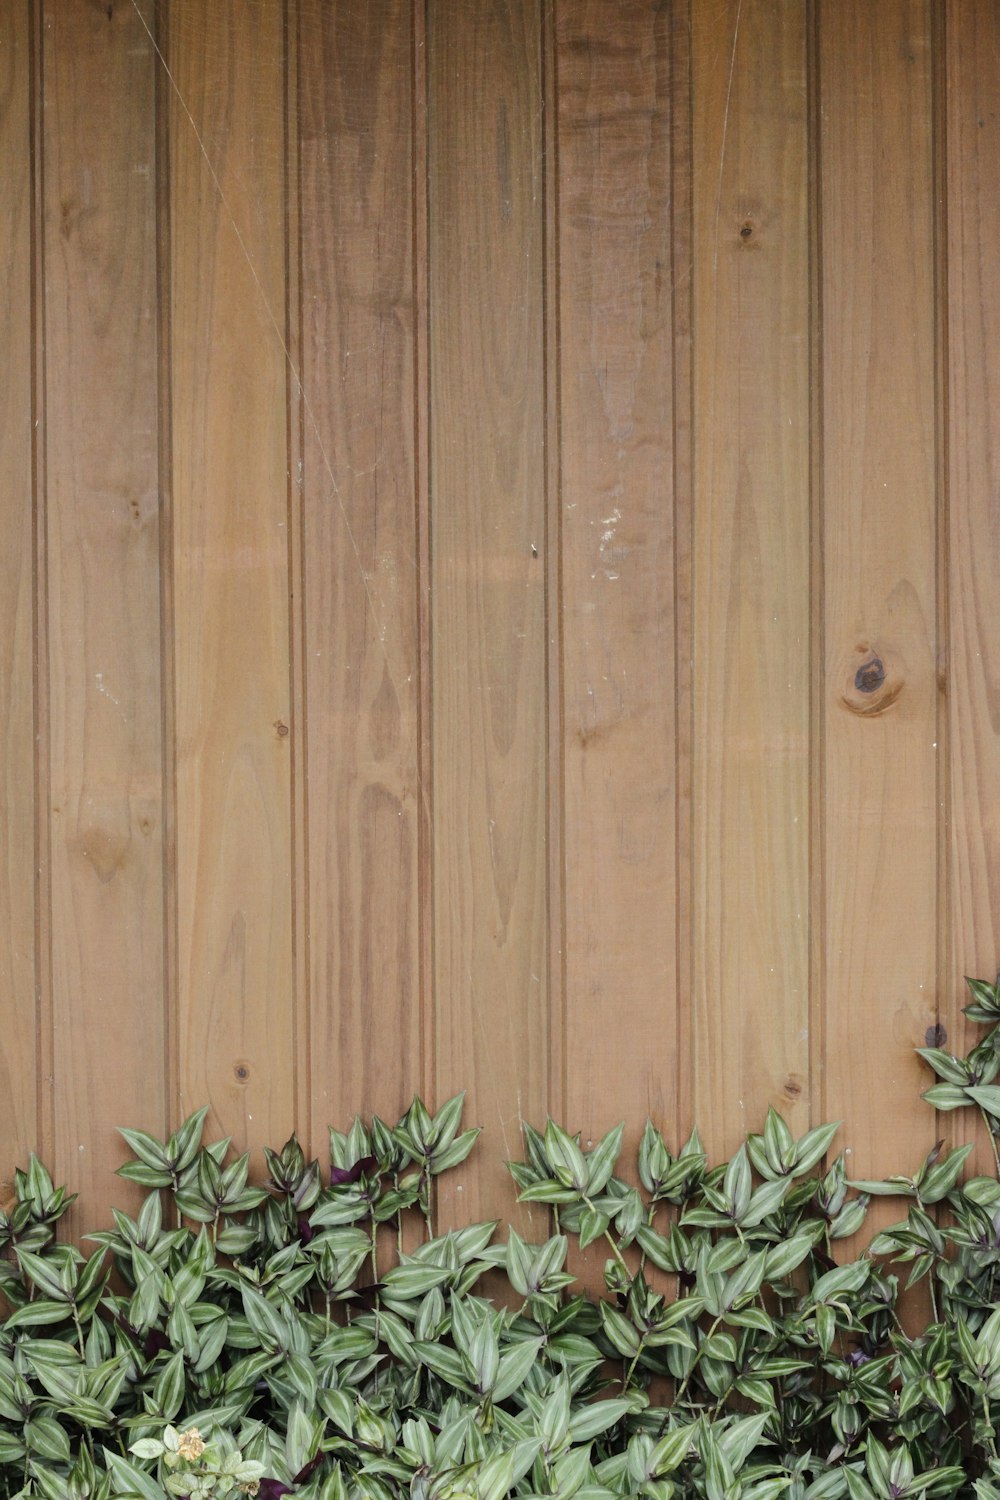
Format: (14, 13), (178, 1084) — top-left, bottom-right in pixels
(4, 977), (1000, 1500)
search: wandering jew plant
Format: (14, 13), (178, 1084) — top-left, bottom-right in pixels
(4, 978), (1000, 1500)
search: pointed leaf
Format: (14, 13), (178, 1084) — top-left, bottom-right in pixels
(432, 1129), (481, 1173)
(585, 1124), (624, 1195)
(118, 1127), (171, 1171)
(792, 1121), (840, 1175)
(545, 1121), (588, 1191)
(723, 1146), (752, 1221)
(967, 1085), (1000, 1117)
(916, 1049), (971, 1085)
(430, 1091), (466, 1151)
(493, 1337), (545, 1402)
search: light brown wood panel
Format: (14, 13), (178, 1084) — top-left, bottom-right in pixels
(429, 0), (548, 1228)
(557, 1), (680, 1178)
(42, 0), (165, 1233)
(169, 0), (295, 1150)
(945, 3), (1000, 1129)
(298, 0), (425, 1140)
(11, 0), (1000, 1238)
(819, 0), (939, 1180)
(690, 0), (811, 1157)
(0, 0), (37, 1197)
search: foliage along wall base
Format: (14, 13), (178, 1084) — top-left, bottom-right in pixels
(4, 977), (1000, 1500)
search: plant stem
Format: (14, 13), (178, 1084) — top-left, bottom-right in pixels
(982, 1390), (999, 1464)
(912, 1190), (942, 1323)
(623, 1340), (646, 1391)
(671, 1313), (723, 1410)
(72, 1304), (86, 1358)
(420, 1170), (434, 1239)
(982, 1110), (1000, 1180)
(581, 1192), (630, 1276)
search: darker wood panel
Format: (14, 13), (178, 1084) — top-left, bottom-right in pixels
(671, 1), (695, 1143)
(169, 0), (295, 1152)
(42, 0), (165, 1235)
(819, 0), (938, 1179)
(413, 0), (434, 1133)
(298, 0), (423, 1144)
(155, 0), (179, 1133)
(429, 0), (548, 1228)
(556, 0), (679, 1221)
(0, 0), (38, 1195)
(690, 0), (811, 1157)
(945, 0), (1000, 1161)
(286, 0), (309, 1167)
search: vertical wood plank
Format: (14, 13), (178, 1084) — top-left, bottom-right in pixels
(690, 0), (812, 1155)
(298, 0), (423, 1141)
(429, 0), (548, 1227)
(557, 0), (680, 1176)
(42, 0), (165, 1232)
(819, 0), (938, 1177)
(414, 0), (434, 1140)
(285, 0), (309, 1160)
(0, 0), (37, 1196)
(170, 1), (295, 1149)
(672, 2), (695, 1143)
(945, 3), (1000, 1113)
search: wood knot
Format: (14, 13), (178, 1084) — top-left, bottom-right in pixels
(77, 822), (130, 883)
(924, 1022), (947, 1048)
(855, 656), (885, 693)
(783, 1074), (803, 1100)
(840, 642), (905, 717)
(233, 1060), (251, 1084)
(274, 720), (289, 738)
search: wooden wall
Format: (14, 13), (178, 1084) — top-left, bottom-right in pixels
(2, 0), (1000, 1241)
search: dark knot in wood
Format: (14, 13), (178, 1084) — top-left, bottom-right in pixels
(854, 656), (885, 693)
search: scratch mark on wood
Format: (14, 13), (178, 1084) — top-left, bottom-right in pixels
(714, 0), (744, 278)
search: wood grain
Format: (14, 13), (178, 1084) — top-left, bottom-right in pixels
(0, 0), (37, 1196)
(944, 1), (1000, 1167)
(818, 0), (939, 1181)
(42, 0), (165, 1233)
(8, 0), (1000, 1235)
(298, 0), (424, 1143)
(169, 0), (295, 1151)
(690, 0), (811, 1157)
(556, 0), (679, 1189)
(428, 0), (548, 1228)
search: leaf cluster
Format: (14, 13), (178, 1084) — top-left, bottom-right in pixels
(4, 979), (1000, 1500)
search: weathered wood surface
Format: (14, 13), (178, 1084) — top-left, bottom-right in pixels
(690, 0), (811, 1157)
(557, 0), (680, 1165)
(169, 0), (295, 1154)
(428, 0), (549, 1230)
(3, 1), (1000, 1248)
(818, 0), (940, 1187)
(298, 0), (426, 1153)
(945, 0), (1000, 1176)
(0, 0), (36, 1201)
(41, 0), (165, 1236)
